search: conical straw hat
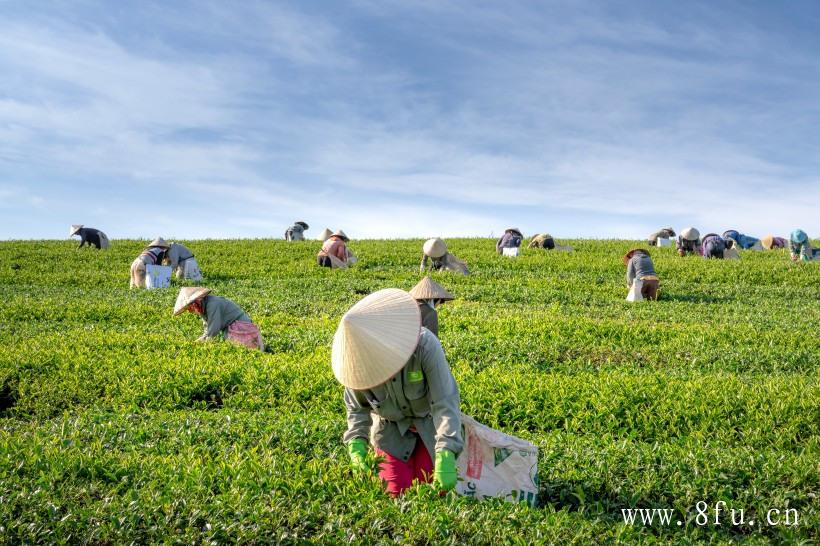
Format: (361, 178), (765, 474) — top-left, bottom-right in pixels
(70, 224), (83, 236)
(681, 227), (700, 241)
(331, 288), (421, 390)
(761, 235), (775, 250)
(332, 229), (349, 241)
(173, 287), (211, 315)
(422, 237), (447, 258)
(147, 237), (170, 249)
(409, 276), (454, 302)
(318, 228), (333, 241)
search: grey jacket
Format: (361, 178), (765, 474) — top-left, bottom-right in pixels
(202, 295), (252, 339)
(343, 328), (463, 461)
(166, 243), (194, 268)
(626, 253), (657, 287)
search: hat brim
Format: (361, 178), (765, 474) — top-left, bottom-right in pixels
(173, 288), (211, 315)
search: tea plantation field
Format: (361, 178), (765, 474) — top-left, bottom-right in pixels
(0, 239), (817, 544)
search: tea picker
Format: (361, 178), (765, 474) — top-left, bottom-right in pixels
(335, 289), (462, 496)
(163, 241), (202, 281)
(789, 229), (819, 262)
(676, 227), (702, 256)
(722, 229), (762, 250)
(173, 287), (265, 350)
(130, 237), (170, 288)
(529, 233), (574, 251)
(496, 228), (523, 256)
(285, 221), (309, 241)
(408, 276), (455, 337)
(624, 248), (659, 301)
(761, 235), (787, 250)
(317, 230), (356, 268)
(646, 227), (676, 247)
(420, 238), (469, 275)
(701, 233), (728, 259)
(69, 224), (110, 249)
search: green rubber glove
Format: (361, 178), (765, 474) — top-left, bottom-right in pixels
(347, 438), (369, 473)
(434, 449), (458, 491)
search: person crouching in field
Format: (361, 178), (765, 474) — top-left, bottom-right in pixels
(70, 224), (110, 249)
(285, 221), (309, 241)
(174, 287), (265, 350)
(761, 235), (787, 250)
(130, 237), (169, 288)
(335, 289), (462, 496)
(789, 229), (819, 262)
(317, 230), (356, 268)
(722, 230), (762, 250)
(647, 227), (676, 246)
(528, 233), (556, 249)
(624, 249), (659, 300)
(496, 228), (523, 255)
(409, 277), (455, 337)
(676, 227), (702, 256)
(163, 241), (202, 281)
(701, 233), (727, 259)
(420, 238), (469, 275)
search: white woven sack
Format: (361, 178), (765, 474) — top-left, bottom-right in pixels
(145, 265), (172, 289)
(182, 257), (203, 281)
(657, 237), (672, 247)
(626, 279), (643, 302)
(502, 247), (520, 257)
(724, 247), (740, 260)
(455, 413), (539, 506)
(99, 231), (111, 249)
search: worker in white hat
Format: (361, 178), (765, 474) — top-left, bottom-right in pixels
(284, 221), (309, 241)
(496, 228), (523, 255)
(317, 230), (355, 268)
(129, 237), (170, 289)
(173, 287), (264, 349)
(676, 227), (702, 257)
(420, 238), (469, 275)
(161, 241), (202, 281)
(69, 224), (110, 249)
(334, 289), (462, 496)
(408, 276), (455, 337)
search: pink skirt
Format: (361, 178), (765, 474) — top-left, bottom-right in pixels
(226, 321), (265, 350)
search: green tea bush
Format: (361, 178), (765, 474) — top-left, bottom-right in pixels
(0, 239), (817, 544)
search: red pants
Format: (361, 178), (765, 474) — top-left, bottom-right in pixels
(375, 441), (433, 496)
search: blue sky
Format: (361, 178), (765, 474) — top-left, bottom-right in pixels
(2, 0), (819, 240)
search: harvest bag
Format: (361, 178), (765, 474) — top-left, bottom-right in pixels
(657, 237), (672, 247)
(182, 257), (203, 281)
(145, 265), (172, 289)
(502, 247), (520, 257)
(456, 414), (539, 506)
(98, 231), (111, 249)
(723, 247), (740, 260)
(626, 279), (643, 302)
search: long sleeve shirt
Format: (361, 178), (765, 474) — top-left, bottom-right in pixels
(676, 236), (702, 255)
(626, 253), (657, 287)
(137, 246), (166, 265)
(166, 243), (194, 268)
(318, 237), (348, 261)
(701, 234), (726, 258)
(76, 227), (103, 249)
(201, 295), (252, 339)
(342, 328), (463, 462)
(496, 231), (523, 254)
(285, 224), (305, 241)
(789, 239), (813, 260)
(418, 301), (439, 337)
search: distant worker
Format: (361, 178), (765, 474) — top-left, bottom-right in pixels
(285, 221), (309, 241)
(701, 233), (727, 259)
(624, 249), (659, 300)
(761, 235), (787, 250)
(420, 238), (469, 275)
(173, 287), (265, 350)
(408, 276), (455, 337)
(528, 233), (555, 249)
(334, 289), (462, 496)
(647, 227), (676, 246)
(722, 230), (761, 250)
(789, 229), (818, 262)
(676, 227), (702, 257)
(163, 241), (202, 281)
(130, 237), (170, 288)
(496, 228), (523, 255)
(318, 230), (355, 268)
(70, 224), (110, 249)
